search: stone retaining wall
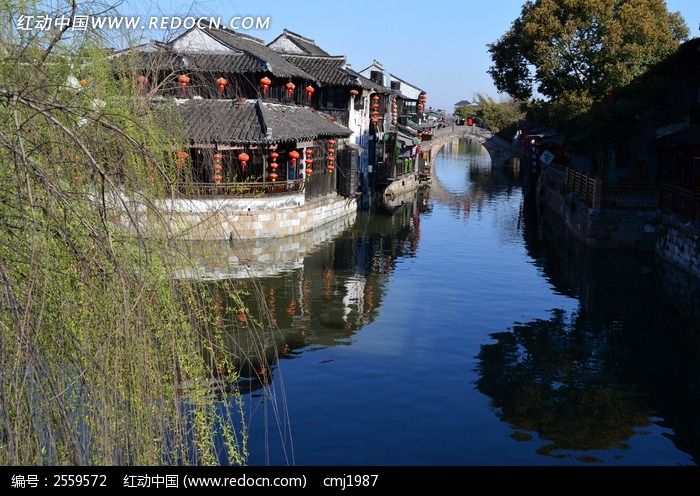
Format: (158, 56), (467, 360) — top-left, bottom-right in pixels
(656, 217), (700, 278)
(540, 168), (658, 250)
(122, 192), (357, 240)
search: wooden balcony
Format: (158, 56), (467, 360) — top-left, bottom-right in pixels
(661, 184), (700, 222)
(173, 179), (305, 197)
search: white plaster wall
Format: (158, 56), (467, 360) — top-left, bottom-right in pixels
(160, 192), (305, 213)
(173, 28), (233, 53)
(268, 36), (305, 54)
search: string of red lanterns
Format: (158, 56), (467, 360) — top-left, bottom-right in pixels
(289, 150), (300, 167)
(260, 76), (271, 97)
(371, 95), (380, 124)
(176, 150), (188, 168)
(304, 148), (314, 178)
(417, 92), (427, 112)
(216, 77), (228, 94)
(285, 81), (296, 100)
(237, 152), (249, 173)
(137, 75), (148, 92)
(269, 151), (279, 182)
(327, 139), (336, 172)
(213, 152), (223, 183)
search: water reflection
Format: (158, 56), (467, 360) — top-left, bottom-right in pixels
(476, 309), (651, 462)
(188, 136), (700, 465)
(203, 191), (428, 392)
(475, 198), (700, 463)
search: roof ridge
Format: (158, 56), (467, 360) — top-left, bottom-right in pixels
(283, 29), (316, 43)
(208, 26), (265, 45)
(282, 54), (346, 61)
(389, 72), (425, 92)
(255, 99), (272, 140)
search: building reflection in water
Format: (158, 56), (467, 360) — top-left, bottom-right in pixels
(181, 190), (429, 394)
(476, 196), (700, 463)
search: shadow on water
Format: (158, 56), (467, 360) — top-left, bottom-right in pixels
(191, 191), (429, 395)
(475, 194), (700, 464)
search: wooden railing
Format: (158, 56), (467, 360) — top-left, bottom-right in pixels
(173, 179), (305, 197)
(603, 181), (659, 209)
(565, 168), (601, 208)
(661, 184), (700, 222)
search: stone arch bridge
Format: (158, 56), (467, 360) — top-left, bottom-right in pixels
(419, 126), (518, 206)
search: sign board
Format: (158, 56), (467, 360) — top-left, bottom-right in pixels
(539, 150), (555, 166)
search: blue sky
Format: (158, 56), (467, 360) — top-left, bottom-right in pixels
(124, 0), (700, 111)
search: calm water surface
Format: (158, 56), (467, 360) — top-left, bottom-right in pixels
(227, 140), (700, 465)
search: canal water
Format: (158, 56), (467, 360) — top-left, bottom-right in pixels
(229, 139), (700, 465)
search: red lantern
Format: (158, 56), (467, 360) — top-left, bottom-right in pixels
(285, 81), (295, 99)
(327, 139), (336, 146)
(305, 158), (313, 166)
(327, 164), (335, 172)
(327, 156), (335, 163)
(260, 76), (272, 96)
(237, 152), (249, 171)
(216, 77), (228, 93)
(213, 152), (223, 179)
(289, 150), (300, 166)
(269, 151), (279, 177)
(178, 74), (190, 88)
(269, 172), (279, 181)
(176, 150), (188, 167)
(306, 85), (315, 103)
(372, 95), (379, 101)
(371, 110), (380, 117)
(372, 103), (379, 110)
(350, 89), (359, 97)
(305, 167), (313, 176)
(305, 148), (313, 157)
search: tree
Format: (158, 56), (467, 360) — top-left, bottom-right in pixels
(488, 0), (688, 121)
(0, 0), (253, 465)
(477, 95), (526, 137)
(456, 95), (525, 138)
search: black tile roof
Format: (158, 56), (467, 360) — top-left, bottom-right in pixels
(281, 55), (356, 87)
(113, 47), (263, 74)
(178, 52), (262, 73)
(203, 28), (313, 79)
(258, 101), (351, 142)
(657, 124), (700, 146)
(162, 99), (351, 145)
(346, 67), (389, 94)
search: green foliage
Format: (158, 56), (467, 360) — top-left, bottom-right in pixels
(455, 105), (476, 120)
(457, 95), (526, 138)
(488, 0), (688, 126)
(0, 0), (254, 465)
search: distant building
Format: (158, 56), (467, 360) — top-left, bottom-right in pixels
(454, 99), (477, 113)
